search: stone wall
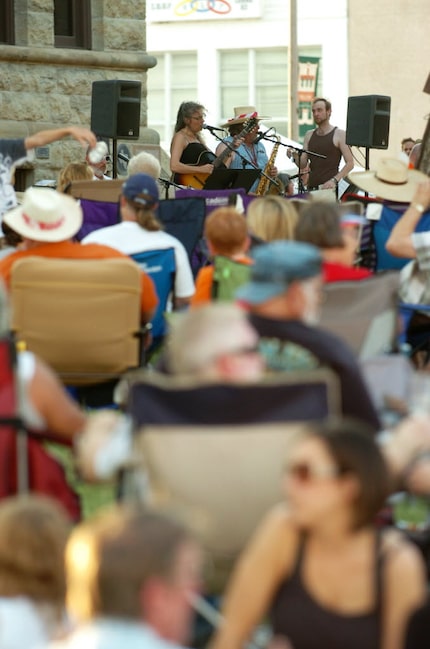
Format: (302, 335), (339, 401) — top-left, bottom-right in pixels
(0, 0), (161, 186)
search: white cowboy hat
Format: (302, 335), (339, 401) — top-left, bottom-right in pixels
(3, 187), (83, 242)
(348, 158), (428, 203)
(221, 106), (271, 128)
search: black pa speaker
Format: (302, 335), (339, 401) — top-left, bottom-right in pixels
(346, 95), (391, 149)
(91, 80), (141, 140)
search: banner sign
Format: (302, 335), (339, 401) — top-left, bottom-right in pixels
(298, 56), (320, 142)
(148, 0), (262, 22)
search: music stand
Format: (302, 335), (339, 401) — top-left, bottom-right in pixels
(203, 169), (260, 192)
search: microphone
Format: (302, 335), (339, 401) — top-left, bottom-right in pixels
(203, 123), (225, 133)
(254, 127), (275, 143)
(118, 152), (130, 163)
(254, 131), (266, 143)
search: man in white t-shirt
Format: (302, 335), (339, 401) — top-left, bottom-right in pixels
(82, 173), (195, 307)
(0, 126), (96, 217)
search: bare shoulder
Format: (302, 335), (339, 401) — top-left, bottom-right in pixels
(333, 127), (347, 144)
(381, 528), (427, 577)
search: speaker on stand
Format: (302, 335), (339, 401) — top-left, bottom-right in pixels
(91, 80), (142, 178)
(346, 95), (391, 171)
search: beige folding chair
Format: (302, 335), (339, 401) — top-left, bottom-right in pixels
(10, 257), (143, 385)
(319, 271), (400, 359)
(123, 370), (341, 588)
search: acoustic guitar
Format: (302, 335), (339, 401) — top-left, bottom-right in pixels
(175, 116), (258, 189)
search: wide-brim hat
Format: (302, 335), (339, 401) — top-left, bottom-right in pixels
(3, 187), (83, 242)
(221, 106), (271, 128)
(348, 158), (428, 203)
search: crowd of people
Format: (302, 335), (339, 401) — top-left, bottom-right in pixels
(0, 98), (430, 649)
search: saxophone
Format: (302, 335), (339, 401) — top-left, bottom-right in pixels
(255, 136), (282, 196)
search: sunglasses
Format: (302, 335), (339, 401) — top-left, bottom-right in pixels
(285, 462), (341, 483)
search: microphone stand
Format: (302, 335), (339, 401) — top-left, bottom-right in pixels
(265, 139), (326, 194)
(209, 130), (277, 192)
(158, 176), (184, 199)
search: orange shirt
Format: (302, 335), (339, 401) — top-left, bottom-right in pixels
(191, 255), (253, 306)
(0, 240), (158, 321)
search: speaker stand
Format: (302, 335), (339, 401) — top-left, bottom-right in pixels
(112, 139), (118, 179)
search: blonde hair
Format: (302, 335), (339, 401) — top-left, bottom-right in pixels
(57, 162), (93, 193)
(0, 495), (70, 608)
(128, 152), (161, 179)
(204, 207), (248, 256)
(246, 196), (299, 242)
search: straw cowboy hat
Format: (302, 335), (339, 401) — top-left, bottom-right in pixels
(221, 106), (271, 128)
(3, 187), (83, 242)
(348, 158), (428, 203)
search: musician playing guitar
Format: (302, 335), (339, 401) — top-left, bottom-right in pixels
(170, 101), (215, 186)
(216, 105), (278, 194)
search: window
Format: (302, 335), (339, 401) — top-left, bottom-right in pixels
(0, 0), (15, 45)
(147, 52), (198, 147)
(220, 46), (322, 138)
(54, 0), (91, 49)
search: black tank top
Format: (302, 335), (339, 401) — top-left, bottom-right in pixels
(308, 127), (342, 189)
(270, 534), (383, 649)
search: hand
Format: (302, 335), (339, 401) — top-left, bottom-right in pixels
(201, 163), (214, 174)
(233, 136), (244, 149)
(320, 179), (337, 190)
(270, 165), (278, 178)
(75, 411), (133, 482)
(67, 126), (97, 148)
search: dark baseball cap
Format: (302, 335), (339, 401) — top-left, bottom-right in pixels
(122, 173), (159, 206)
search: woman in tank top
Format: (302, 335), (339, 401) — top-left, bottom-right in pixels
(211, 419), (427, 649)
(170, 101), (215, 185)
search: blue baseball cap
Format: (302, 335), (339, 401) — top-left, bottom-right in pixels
(122, 173), (159, 206)
(236, 240), (322, 305)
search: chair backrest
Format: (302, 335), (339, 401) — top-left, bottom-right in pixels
(74, 198), (120, 241)
(10, 257), (142, 384)
(130, 248), (176, 340)
(319, 271), (400, 359)
(67, 180), (123, 242)
(211, 256), (252, 302)
(157, 197), (207, 275)
(125, 370), (341, 561)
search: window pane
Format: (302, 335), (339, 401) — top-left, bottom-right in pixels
(0, 0), (14, 44)
(54, 0), (74, 37)
(220, 51), (248, 86)
(255, 49), (288, 84)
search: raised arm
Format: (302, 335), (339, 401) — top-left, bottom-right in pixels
(386, 180), (430, 258)
(25, 126), (97, 150)
(211, 505), (296, 649)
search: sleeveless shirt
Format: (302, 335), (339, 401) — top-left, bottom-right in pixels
(270, 535), (383, 649)
(308, 127), (342, 189)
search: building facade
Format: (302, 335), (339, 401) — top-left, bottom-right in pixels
(146, 0), (430, 170)
(0, 0), (156, 187)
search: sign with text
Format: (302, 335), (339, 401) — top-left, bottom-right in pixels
(298, 56), (320, 142)
(148, 0), (262, 22)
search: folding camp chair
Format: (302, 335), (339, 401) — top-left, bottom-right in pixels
(157, 197), (207, 276)
(319, 271), (400, 359)
(130, 247), (176, 347)
(0, 335), (81, 518)
(121, 370), (341, 589)
(68, 179), (123, 241)
(10, 257), (145, 405)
